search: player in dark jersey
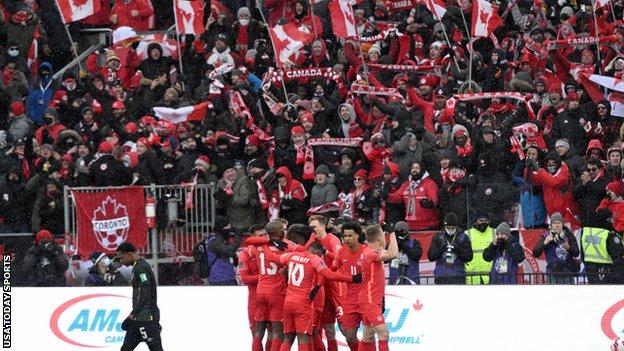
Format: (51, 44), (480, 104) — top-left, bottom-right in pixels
(116, 242), (164, 351)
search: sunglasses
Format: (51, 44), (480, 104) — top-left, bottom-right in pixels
(276, 174), (285, 179)
(354, 177), (364, 181)
(598, 106), (607, 110)
(587, 167), (598, 172)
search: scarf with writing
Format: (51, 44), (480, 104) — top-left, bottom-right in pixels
(302, 138), (362, 180)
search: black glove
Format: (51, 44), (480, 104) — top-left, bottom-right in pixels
(131, 40), (140, 50)
(121, 317), (133, 331)
(352, 273), (362, 283)
(419, 198), (434, 209)
(309, 285), (320, 301)
(270, 239), (287, 251)
(382, 297), (386, 313)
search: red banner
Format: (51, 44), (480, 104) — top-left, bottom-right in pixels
(73, 187), (147, 257)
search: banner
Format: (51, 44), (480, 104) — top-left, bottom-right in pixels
(445, 91), (536, 120)
(367, 63), (439, 72)
(72, 187), (147, 257)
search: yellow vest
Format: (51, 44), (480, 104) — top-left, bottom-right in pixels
(465, 227), (494, 284)
(581, 227), (612, 264)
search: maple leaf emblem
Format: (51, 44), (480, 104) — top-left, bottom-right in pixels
(479, 9), (489, 24)
(72, 0), (89, 7)
(413, 299), (424, 311)
(92, 196), (130, 251)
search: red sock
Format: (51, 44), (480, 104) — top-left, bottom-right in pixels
(378, 340), (389, 351)
(313, 334), (326, 351)
(279, 339), (292, 351)
(299, 343), (310, 351)
(348, 340), (359, 351)
(264, 338), (271, 351)
(359, 340), (375, 351)
(271, 339), (282, 351)
(327, 339), (338, 351)
(253, 336), (263, 351)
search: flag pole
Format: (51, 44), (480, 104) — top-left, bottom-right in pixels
(348, 2), (370, 80)
(457, 1), (473, 84)
(591, 0), (603, 75)
(172, 0), (186, 76)
(255, 0), (291, 105)
(307, 0), (320, 39)
(434, 16), (461, 72)
(54, 0), (83, 72)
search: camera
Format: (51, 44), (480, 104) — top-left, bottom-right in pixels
(395, 230), (409, 241)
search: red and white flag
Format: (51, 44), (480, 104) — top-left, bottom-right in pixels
(153, 102), (211, 124)
(27, 27), (40, 77)
(55, 0), (101, 23)
(471, 0), (502, 37)
(328, 0), (357, 39)
(174, 0), (205, 36)
(269, 23), (315, 66)
(579, 72), (615, 103)
(595, 0), (610, 9)
(423, 0), (447, 19)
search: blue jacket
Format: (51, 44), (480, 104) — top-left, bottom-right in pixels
(389, 239), (420, 285)
(206, 235), (237, 284)
(26, 61), (55, 126)
(512, 162), (546, 228)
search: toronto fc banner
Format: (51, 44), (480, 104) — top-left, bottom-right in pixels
(72, 187), (147, 256)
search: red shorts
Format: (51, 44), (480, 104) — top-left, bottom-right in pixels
(360, 303), (385, 327)
(339, 304), (362, 330)
(283, 301), (314, 334)
(248, 290), (257, 330)
(255, 293), (285, 322)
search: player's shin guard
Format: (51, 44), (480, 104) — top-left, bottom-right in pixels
(347, 340), (359, 351)
(265, 338), (271, 351)
(327, 339), (338, 351)
(252, 336), (263, 351)
(378, 340), (389, 351)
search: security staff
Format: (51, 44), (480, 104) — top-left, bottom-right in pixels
(581, 209), (624, 284)
(465, 213), (494, 284)
(116, 242), (164, 351)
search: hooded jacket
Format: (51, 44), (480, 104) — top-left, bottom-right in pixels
(27, 62), (56, 125)
(270, 166), (307, 224)
(137, 43), (175, 80)
(111, 0), (154, 31)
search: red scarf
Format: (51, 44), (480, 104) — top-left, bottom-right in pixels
(2, 69), (11, 86)
(455, 139), (473, 157)
(237, 25), (249, 50)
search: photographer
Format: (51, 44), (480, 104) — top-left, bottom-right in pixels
(22, 230), (69, 286)
(389, 221), (422, 285)
(205, 215), (243, 285)
(532, 212), (580, 284)
(483, 223), (525, 284)
(427, 213), (473, 284)
(85, 252), (128, 286)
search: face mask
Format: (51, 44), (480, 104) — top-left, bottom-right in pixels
(239, 18), (249, 26)
(44, 117), (55, 125)
(7, 49), (18, 57)
(65, 82), (77, 91)
(445, 229), (456, 236)
(474, 223), (488, 232)
(547, 165), (557, 174)
(411, 172), (420, 181)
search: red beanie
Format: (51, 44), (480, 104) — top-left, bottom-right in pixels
(35, 230), (53, 245)
(607, 181), (624, 198)
(354, 168), (368, 179)
(195, 155), (211, 169)
(98, 141), (113, 153)
(10, 101), (25, 116)
(300, 112), (315, 124)
(291, 126), (305, 135)
(124, 122), (138, 134)
(548, 84), (561, 95)
(245, 135), (260, 147)
(137, 137), (151, 148)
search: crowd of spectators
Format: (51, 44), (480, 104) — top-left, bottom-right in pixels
(1, 0), (624, 285)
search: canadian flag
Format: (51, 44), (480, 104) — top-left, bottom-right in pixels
(269, 23), (315, 66)
(595, 0), (610, 9)
(55, 0), (101, 24)
(471, 0), (502, 37)
(27, 27), (40, 77)
(423, 0), (447, 19)
(578, 72), (613, 103)
(153, 102), (211, 124)
(174, 0), (205, 36)
(328, 0), (358, 39)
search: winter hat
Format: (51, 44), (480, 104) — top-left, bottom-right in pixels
(195, 155), (211, 169)
(98, 141), (113, 153)
(394, 221), (409, 232)
(124, 122), (138, 134)
(496, 222), (511, 236)
(112, 101), (126, 110)
(291, 126), (305, 135)
(106, 51), (120, 63)
(368, 44), (381, 56)
(10, 101), (25, 116)
(550, 212), (564, 224)
(560, 6), (574, 18)
(248, 157), (268, 170)
(90, 252), (107, 265)
(300, 111), (315, 124)
(237, 7), (251, 17)
(137, 137), (150, 149)
(35, 230), (53, 245)
(548, 84), (561, 95)
(216, 135), (230, 146)
(509, 72), (534, 92)
(245, 135), (260, 147)
(444, 213), (459, 227)
(433, 22), (445, 34)
(315, 164), (330, 175)
(213, 215), (230, 232)
(555, 139), (570, 150)
(44, 107), (58, 118)
(354, 168), (368, 179)
(607, 181), (624, 198)
(339, 147), (356, 162)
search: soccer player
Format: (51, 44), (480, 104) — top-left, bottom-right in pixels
(269, 240), (360, 351)
(333, 221), (367, 351)
(239, 225), (267, 337)
(359, 225), (398, 351)
(116, 242), (164, 351)
(309, 215), (344, 351)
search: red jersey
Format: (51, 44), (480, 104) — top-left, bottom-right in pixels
(319, 234), (347, 298)
(358, 246), (385, 305)
(239, 246), (259, 291)
(279, 251), (327, 305)
(254, 245), (287, 295)
(334, 245), (366, 309)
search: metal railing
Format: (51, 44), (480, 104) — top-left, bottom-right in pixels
(64, 183), (215, 261)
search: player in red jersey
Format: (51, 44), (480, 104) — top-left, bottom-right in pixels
(333, 221), (367, 351)
(309, 215), (344, 351)
(267, 238), (360, 351)
(239, 225), (267, 337)
(358, 224), (398, 351)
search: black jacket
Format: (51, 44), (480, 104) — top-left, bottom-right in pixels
(89, 154), (133, 186)
(22, 241), (68, 286)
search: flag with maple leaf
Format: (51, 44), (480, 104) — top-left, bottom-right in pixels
(174, 0), (205, 36)
(55, 0), (101, 23)
(471, 0), (502, 37)
(328, 0), (358, 39)
(268, 23), (315, 66)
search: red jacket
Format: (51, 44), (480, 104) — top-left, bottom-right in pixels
(388, 174), (439, 230)
(407, 88), (435, 133)
(529, 163), (579, 227)
(265, 0), (296, 26)
(598, 199), (624, 232)
(111, 0), (154, 31)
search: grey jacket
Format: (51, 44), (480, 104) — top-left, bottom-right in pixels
(8, 115), (33, 142)
(310, 181), (338, 208)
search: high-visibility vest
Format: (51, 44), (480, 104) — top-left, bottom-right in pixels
(465, 227), (494, 284)
(581, 227), (612, 264)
